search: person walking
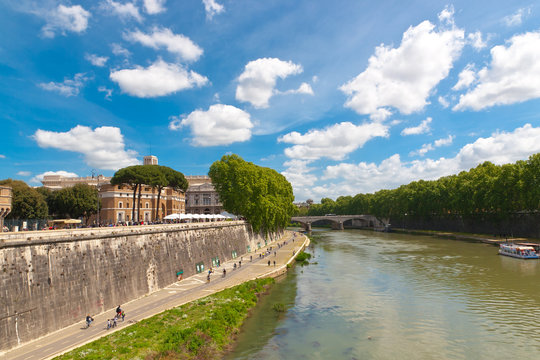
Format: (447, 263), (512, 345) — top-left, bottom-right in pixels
(121, 311), (125, 322)
(273, 260), (276, 267)
(85, 315), (93, 328)
(116, 305), (122, 318)
(107, 319), (111, 329)
(223, 268), (226, 277)
(113, 317), (117, 328)
(268, 260), (271, 266)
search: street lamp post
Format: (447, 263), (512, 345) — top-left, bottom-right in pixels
(92, 170), (100, 227)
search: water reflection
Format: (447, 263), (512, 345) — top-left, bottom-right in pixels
(226, 230), (540, 359)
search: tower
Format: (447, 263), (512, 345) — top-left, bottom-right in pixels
(143, 155), (158, 165)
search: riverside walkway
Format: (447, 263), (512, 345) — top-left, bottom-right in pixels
(1, 230), (309, 360)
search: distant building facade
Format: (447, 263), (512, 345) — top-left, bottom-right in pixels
(41, 174), (111, 190)
(99, 183), (185, 224)
(40, 156), (186, 224)
(185, 176), (222, 214)
(0, 185), (12, 231)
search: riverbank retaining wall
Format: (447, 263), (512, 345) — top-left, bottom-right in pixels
(391, 213), (540, 238)
(0, 221), (274, 352)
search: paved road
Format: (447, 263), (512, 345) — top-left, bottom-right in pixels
(1, 231), (308, 360)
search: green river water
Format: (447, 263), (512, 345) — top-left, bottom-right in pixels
(225, 229), (540, 360)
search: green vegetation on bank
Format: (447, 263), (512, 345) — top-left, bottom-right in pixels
(209, 154), (295, 234)
(295, 251), (312, 266)
(55, 278), (274, 360)
(306, 153), (540, 223)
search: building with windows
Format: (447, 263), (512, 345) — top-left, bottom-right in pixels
(40, 155), (187, 224)
(0, 185), (12, 231)
(99, 183), (185, 224)
(185, 176), (223, 214)
(41, 174), (111, 190)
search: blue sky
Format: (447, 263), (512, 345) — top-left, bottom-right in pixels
(1, 0), (540, 201)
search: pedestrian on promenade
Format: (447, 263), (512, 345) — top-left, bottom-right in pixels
(274, 251), (276, 256)
(239, 260), (241, 268)
(85, 315), (93, 328)
(207, 273), (211, 282)
(250, 255), (253, 262)
(268, 260), (271, 266)
(121, 311), (125, 322)
(233, 263), (237, 270)
(273, 260), (276, 267)
(113, 317), (117, 328)
(107, 319), (111, 329)
(223, 268), (226, 277)
(116, 305), (122, 318)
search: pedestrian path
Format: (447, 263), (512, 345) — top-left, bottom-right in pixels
(1, 231), (309, 360)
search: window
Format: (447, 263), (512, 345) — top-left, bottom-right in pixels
(203, 195), (211, 205)
(118, 202), (123, 208)
(232, 250), (238, 259)
(195, 262), (204, 273)
(145, 202), (149, 209)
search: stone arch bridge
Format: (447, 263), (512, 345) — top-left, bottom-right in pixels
(291, 215), (389, 231)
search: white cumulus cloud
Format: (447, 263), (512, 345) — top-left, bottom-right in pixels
(169, 104), (253, 146)
(100, 0), (142, 22)
(340, 9), (464, 121)
(85, 53), (108, 67)
(281, 159), (318, 201)
(30, 170), (79, 184)
(111, 43), (132, 58)
(236, 58), (304, 108)
(33, 125), (139, 170)
(452, 64), (476, 91)
(280, 82), (314, 95)
(467, 31), (487, 50)
(279, 122), (389, 161)
(322, 124), (540, 195)
(202, 0), (224, 19)
(124, 27), (203, 62)
(110, 59), (208, 98)
(143, 0), (166, 14)
(410, 135), (454, 157)
(503, 7), (531, 27)
(42, 4), (90, 38)
(454, 31), (540, 111)
(401, 117), (432, 136)
(38, 73), (89, 97)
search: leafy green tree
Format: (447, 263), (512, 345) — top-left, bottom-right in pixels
(0, 179), (48, 219)
(111, 164), (189, 222)
(54, 184), (98, 224)
(111, 165), (146, 222)
(209, 154), (295, 234)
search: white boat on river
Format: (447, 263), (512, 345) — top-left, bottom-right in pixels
(499, 243), (539, 259)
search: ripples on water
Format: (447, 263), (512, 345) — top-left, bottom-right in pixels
(226, 230), (540, 360)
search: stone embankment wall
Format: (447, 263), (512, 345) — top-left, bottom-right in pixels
(391, 213), (540, 238)
(0, 221), (273, 352)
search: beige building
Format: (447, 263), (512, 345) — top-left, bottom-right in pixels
(99, 183), (185, 224)
(41, 156), (187, 224)
(185, 176), (223, 214)
(0, 186), (12, 231)
(41, 174), (111, 190)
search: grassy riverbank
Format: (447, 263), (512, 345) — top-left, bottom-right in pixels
(55, 278), (274, 360)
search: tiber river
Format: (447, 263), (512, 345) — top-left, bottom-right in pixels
(226, 229), (540, 360)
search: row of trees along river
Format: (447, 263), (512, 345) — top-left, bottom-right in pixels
(302, 153), (540, 234)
